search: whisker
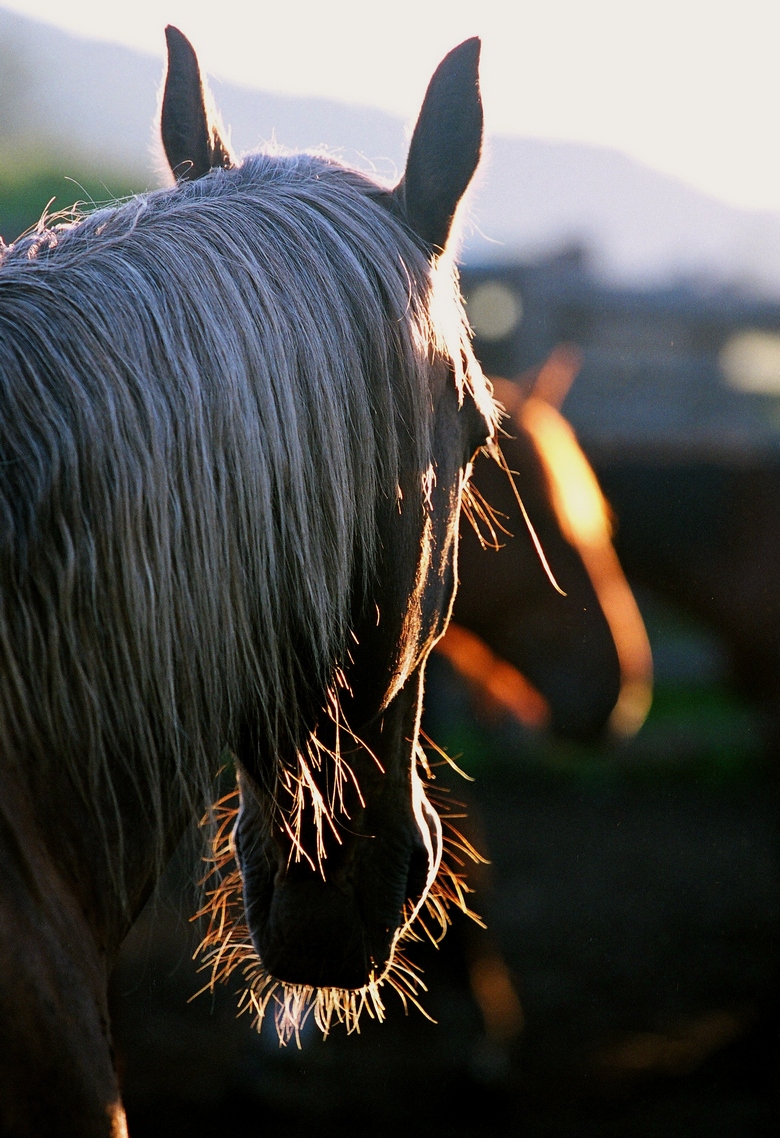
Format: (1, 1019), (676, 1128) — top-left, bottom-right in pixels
(494, 446), (567, 596)
(461, 479), (509, 550)
(191, 744), (487, 1044)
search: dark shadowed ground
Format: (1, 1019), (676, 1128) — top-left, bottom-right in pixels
(114, 596), (780, 1137)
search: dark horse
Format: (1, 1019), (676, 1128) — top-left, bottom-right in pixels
(440, 357), (651, 743)
(0, 28), (495, 1136)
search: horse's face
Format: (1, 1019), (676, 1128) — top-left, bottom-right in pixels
(236, 362), (491, 990)
(160, 30), (491, 993)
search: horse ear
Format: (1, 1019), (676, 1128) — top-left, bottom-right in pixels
(161, 26), (232, 181)
(393, 38), (483, 254)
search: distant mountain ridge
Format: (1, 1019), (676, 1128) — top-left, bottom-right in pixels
(4, 6), (780, 295)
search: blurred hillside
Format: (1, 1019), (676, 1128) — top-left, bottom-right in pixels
(4, 6), (780, 294)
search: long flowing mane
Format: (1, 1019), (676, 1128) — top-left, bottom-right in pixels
(0, 152), (485, 887)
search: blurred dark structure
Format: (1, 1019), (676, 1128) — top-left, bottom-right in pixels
(463, 245), (780, 458)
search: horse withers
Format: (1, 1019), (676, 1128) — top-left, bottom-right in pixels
(0, 28), (495, 1137)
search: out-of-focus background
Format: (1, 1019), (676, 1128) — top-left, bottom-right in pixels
(2, 3), (779, 1134)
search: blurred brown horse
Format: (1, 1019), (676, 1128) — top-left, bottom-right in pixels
(438, 346), (652, 744)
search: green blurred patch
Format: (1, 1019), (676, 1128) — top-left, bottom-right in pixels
(642, 681), (760, 758)
(426, 673), (765, 794)
(0, 167), (146, 244)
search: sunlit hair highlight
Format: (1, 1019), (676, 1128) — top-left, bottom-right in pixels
(191, 745), (486, 1045)
(0, 149), (494, 899)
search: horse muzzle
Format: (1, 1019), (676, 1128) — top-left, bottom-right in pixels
(233, 759), (441, 991)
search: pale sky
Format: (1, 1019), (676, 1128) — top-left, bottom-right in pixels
(5, 0), (780, 214)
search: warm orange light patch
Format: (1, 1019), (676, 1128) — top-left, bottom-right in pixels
(491, 343), (583, 416)
(469, 953), (525, 1044)
(108, 1102), (129, 1138)
(522, 396), (611, 549)
(522, 396), (653, 738)
(435, 622), (551, 730)
(596, 1009), (747, 1079)
(531, 342), (583, 408)
(490, 375), (525, 418)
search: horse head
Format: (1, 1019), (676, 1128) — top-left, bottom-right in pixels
(161, 29), (495, 1013)
(448, 355), (651, 742)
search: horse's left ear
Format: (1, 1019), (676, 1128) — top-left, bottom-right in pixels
(161, 26), (232, 181)
(393, 38), (483, 254)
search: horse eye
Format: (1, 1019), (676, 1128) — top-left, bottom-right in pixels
(461, 387), (492, 459)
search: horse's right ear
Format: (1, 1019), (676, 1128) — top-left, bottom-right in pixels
(392, 38), (483, 254)
(161, 26), (232, 181)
